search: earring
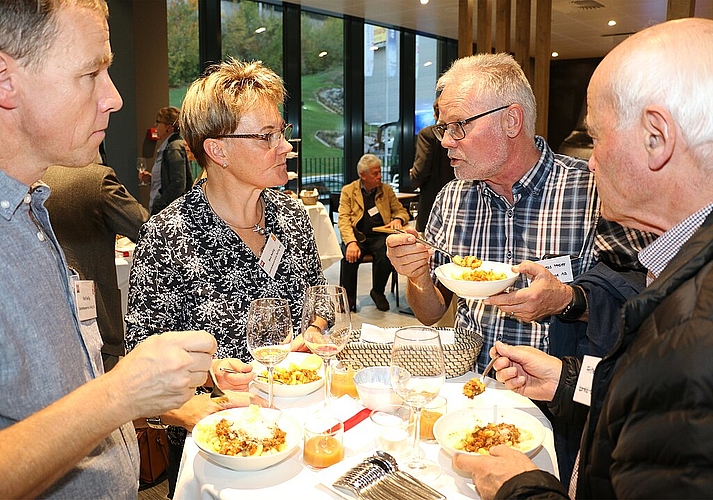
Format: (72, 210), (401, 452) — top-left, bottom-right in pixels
(221, 162), (228, 169)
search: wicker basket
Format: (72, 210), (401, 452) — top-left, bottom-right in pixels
(337, 327), (482, 378)
(300, 189), (319, 205)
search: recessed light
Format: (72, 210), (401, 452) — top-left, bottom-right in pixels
(608, 20), (617, 27)
(420, 0), (429, 4)
(318, 51), (328, 58)
(551, 51), (559, 58)
(423, 61), (433, 67)
(255, 27), (266, 34)
(370, 45), (379, 51)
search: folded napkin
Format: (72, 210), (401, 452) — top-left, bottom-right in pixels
(359, 324), (455, 344)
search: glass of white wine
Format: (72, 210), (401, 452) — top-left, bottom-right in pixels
(390, 326), (445, 480)
(301, 285), (352, 406)
(246, 297), (293, 409)
(409, 201), (419, 226)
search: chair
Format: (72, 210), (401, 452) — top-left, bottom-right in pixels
(329, 192), (399, 309)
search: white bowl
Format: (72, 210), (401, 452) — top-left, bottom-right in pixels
(250, 352), (324, 398)
(433, 407), (545, 458)
(353, 366), (402, 410)
(435, 261), (518, 300)
(193, 407), (302, 471)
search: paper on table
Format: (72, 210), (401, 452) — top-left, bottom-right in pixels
(360, 324), (455, 344)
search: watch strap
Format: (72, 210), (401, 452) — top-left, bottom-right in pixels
(556, 284), (587, 322)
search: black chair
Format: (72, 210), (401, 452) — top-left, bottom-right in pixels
(329, 191), (399, 309)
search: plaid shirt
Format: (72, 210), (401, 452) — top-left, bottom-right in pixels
(427, 137), (654, 371)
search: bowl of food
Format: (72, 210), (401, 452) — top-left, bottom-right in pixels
(433, 407), (545, 458)
(250, 352), (324, 398)
(353, 366), (402, 410)
(435, 260), (518, 300)
(192, 405), (302, 471)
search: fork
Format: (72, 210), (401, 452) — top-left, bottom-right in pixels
(391, 228), (455, 260)
(481, 354), (500, 383)
(208, 365), (230, 406)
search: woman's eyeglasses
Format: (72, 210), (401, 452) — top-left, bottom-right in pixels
(215, 124), (294, 149)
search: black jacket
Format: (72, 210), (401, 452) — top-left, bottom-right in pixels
(151, 132), (191, 215)
(497, 212), (713, 499)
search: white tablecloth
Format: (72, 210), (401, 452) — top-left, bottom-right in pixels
(174, 373), (559, 500)
(302, 201), (342, 270)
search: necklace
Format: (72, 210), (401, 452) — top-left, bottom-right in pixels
(204, 184), (267, 236)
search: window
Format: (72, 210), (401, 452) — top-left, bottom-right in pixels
(415, 35), (439, 135)
(167, 0), (200, 107)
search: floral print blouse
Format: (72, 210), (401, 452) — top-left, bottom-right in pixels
(125, 178), (327, 363)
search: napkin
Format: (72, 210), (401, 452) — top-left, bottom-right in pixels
(359, 324), (455, 344)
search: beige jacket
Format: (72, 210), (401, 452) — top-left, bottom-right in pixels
(337, 180), (409, 246)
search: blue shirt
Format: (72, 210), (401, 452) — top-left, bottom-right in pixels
(427, 137), (653, 371)
(0, 170), (139, 498)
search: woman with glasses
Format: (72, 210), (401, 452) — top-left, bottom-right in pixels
(125, 59), (326, 497)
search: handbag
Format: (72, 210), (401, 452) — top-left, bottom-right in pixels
(136, 427), (169, 489)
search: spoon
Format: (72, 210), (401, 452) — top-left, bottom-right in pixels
(391, 228), (455, 260)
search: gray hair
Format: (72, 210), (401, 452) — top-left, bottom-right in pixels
(357, 153), (381, 175)
(605, 19), (713, 166)
(0, 0), (108, 70)
(437, 53), (537, 137)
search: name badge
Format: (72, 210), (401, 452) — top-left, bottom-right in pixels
(573, 355), (601, 407)
(367, 206), (379, 218)
(73, 279), (97, 322)
(259, 233), (286, 279)
(536, 255), (574, 283)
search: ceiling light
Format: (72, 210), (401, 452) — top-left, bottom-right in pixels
(370, 45), (379, 51)
(551, 51), (559, 58)
(255, 27), (266, 34)
(420, 0), (429, 4)
(423, 61), (433, 67)
(608, 20), (617, 27)
(318, 51), (328, 58)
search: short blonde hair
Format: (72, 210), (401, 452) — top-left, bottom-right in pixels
(179, 58), (286, 168)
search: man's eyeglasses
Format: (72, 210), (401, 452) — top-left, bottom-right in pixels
(433, 105), (510, 141)
(215, 123), (293, 149)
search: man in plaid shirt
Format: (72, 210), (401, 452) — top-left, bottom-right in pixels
(387, 53), (652, 374)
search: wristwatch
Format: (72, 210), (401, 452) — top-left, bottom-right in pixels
(556, 284), (587, 322)
(146, 416), (168, 430)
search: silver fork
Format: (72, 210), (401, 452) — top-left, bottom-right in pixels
(391, 228), (455, 260)
(208, 365), (230, 406)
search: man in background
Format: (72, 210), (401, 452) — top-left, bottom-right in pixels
(43, 163), (149, 371)
(339, 153), (409, 311)
(409, 96), (454, 232)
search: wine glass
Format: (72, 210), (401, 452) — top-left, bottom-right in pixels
(137, 157), (150, 186)
(389, 326), (445, 480)
(301, 285), (352, 405)
(409, 201), (419, 226)
(246, 297), (293, 409)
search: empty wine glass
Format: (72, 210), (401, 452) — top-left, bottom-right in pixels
(246, 297), (293, 409)
(301, 285), (352, 405)
(389, 326), (445, 480)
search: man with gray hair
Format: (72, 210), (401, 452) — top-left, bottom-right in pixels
(452, 17), (713, 499)
(0, 1), (216, 497)
(339, 153), (409, 311)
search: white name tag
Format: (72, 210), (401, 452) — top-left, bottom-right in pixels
(73, 279), (97, 322)
(536, 255), (574, 283)
(573, 355), (601, 407)
(259, 233), (285, 279)
(367, 206), (379, 217)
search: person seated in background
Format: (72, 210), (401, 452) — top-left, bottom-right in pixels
(125, 58), (326, 497)
(409, 96), (454, 233)
(452, 18), (713, 499)
(338, 153), (409, 312)
(140, 105), (193, 215)
(43, 162), (149, 371)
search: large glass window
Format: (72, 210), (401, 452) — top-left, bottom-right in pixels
(221, 1), (284, 77)
(415, 35), (439, 134)
(364, 25), (400, 186)
(167, 0), (200, 107)
(300, 12), (345, 199)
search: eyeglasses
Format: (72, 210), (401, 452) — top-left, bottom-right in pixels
(433, 105), (510, 141)
(215, 123), (293, 149)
